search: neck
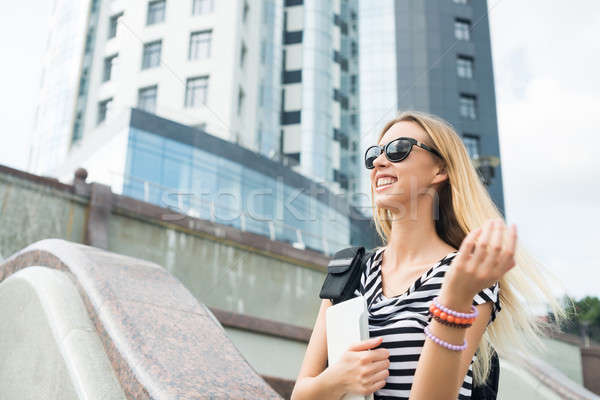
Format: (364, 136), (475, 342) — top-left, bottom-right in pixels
(384, 194), (451, 266)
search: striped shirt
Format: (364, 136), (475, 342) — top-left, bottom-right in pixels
(352, 247), (501, 400)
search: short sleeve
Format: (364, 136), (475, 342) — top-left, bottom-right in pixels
(472, 282), (501, 325)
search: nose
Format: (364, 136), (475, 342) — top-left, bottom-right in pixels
(372, 149), (389, 168)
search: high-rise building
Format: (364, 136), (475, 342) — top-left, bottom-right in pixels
(30, 0), (371, 255)
(280, 0), (360, 192)
(30, 0), (359, 196)
(358, 0), (505, 214)
(31, 0), (283, 173)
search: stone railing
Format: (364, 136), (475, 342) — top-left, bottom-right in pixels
(0, 239), (282, 399)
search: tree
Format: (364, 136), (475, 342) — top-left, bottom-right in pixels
(553, 295), (600, 344)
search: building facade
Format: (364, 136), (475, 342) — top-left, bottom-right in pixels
(280, 0), (360, 193)
(358, 0), (505, 215)
(30, 0), (359, 197)
(54, 108), (375, 255)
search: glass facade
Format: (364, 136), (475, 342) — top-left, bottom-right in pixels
(255, 0), (283, 158)
(358, 0), (397, 215)
(55, 108), (376, 254)
(30, 0), (94, 173)
(122, 126), (355, 254)
(299, 1), (334, 183)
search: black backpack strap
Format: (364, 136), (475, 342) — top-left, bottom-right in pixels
(471, 349), (500, 399)
(319, 246), (365, 305)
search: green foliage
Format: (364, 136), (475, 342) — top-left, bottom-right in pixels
(552, 295), (600, 343)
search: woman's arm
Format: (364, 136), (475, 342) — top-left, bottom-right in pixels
(409, 290), (492, 399)
(410, 218), (517, 399)
(291, 299), (347, 400)
(291, 298), (390, 399)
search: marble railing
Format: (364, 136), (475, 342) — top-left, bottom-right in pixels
(0, 239), (282, 399)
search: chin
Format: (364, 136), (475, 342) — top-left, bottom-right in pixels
(373, 196), (401, 212)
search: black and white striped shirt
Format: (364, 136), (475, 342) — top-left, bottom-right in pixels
(353, 247), (501, 400)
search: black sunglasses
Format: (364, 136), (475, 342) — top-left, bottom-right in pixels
(364, 137), (443, 169)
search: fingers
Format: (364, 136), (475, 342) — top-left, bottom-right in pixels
(455, 225), (483, 265)
(366, 379), (387, 396)
(482, 219), (505, 270)
(367, 359), (390, 383)
(367, 367), (390, 386)
(348, 336), (383, 352)
(364, 347), (391, 363)
(471, 219), (495, 268)
(499, 224), (518, 273)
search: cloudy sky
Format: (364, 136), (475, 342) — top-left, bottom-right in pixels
(0, 1), (598, 299)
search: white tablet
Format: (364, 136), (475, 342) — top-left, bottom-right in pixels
(326, 295), (374, 400)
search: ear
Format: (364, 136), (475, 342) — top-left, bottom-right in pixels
(432, 164), (449, 186)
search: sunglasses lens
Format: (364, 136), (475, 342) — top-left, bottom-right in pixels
(386, 139), (411, 161)
(364, 147), (380, 169)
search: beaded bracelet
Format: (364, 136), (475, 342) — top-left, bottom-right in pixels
(429, 304), (475, 325)
(433, 296), (478, 319)
(432, 315), (472, 328)
(424, 325), (468, 351)
(429, 296), (478, 326)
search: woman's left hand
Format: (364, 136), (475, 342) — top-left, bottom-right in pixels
(441, 218), (518, 304)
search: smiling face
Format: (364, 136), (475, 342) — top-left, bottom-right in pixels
(369, 120), (447, 212)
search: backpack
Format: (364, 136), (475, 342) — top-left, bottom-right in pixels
(319, 246), (374, 305)
(318, 245), (499, 399)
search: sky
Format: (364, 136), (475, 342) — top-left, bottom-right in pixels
(0, 1), (598, 299)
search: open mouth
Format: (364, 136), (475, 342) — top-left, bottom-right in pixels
(375, 176), (397, 191)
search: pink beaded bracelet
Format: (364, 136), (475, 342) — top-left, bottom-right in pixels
(433, 296), (478, 319)
(424, 325), (468, 351)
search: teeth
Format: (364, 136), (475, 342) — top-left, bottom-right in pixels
(377, 177), (397, 187)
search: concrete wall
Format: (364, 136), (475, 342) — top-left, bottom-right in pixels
(107, 212), (325, 330)
(0, 169), (87, 257)
(0, 164), (322, 382)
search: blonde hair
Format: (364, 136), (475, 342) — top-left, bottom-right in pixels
(369, 110), (566, 385)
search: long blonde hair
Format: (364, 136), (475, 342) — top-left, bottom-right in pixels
(369, 110), (566, 385)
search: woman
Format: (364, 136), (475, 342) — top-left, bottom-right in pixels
(290, 111), (564, 399)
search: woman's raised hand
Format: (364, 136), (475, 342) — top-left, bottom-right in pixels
(328, 336), (390, 396)
(443, 218), (518, 302)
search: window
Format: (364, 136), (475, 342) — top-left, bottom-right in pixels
(242, 1), (249, 23)
(147, 0), (166, 25)
(142, 40), (161, 69)
(189, 30), (211, 60)
(459, 94), (477, 119)
(138, 85), (158, 113)
(453, 0), (468, 4)
(463, 134), (480, 159)
(192, 0), (213, 15)
(79, 68), (88, 96)
(457, 56), (473, 79)
(240, 42), (247, 68)
(103, 54), (118, 82)
(185, 76), (208, 107)
(72, 112), (83, 142)
(108, 12), (123, 39)
(350, 74), (357, 94)
(97, 98), (113, 125)
(237, 87), (245, 115)
(454, 18), (471, 41)
(260, 40), (267, 64)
